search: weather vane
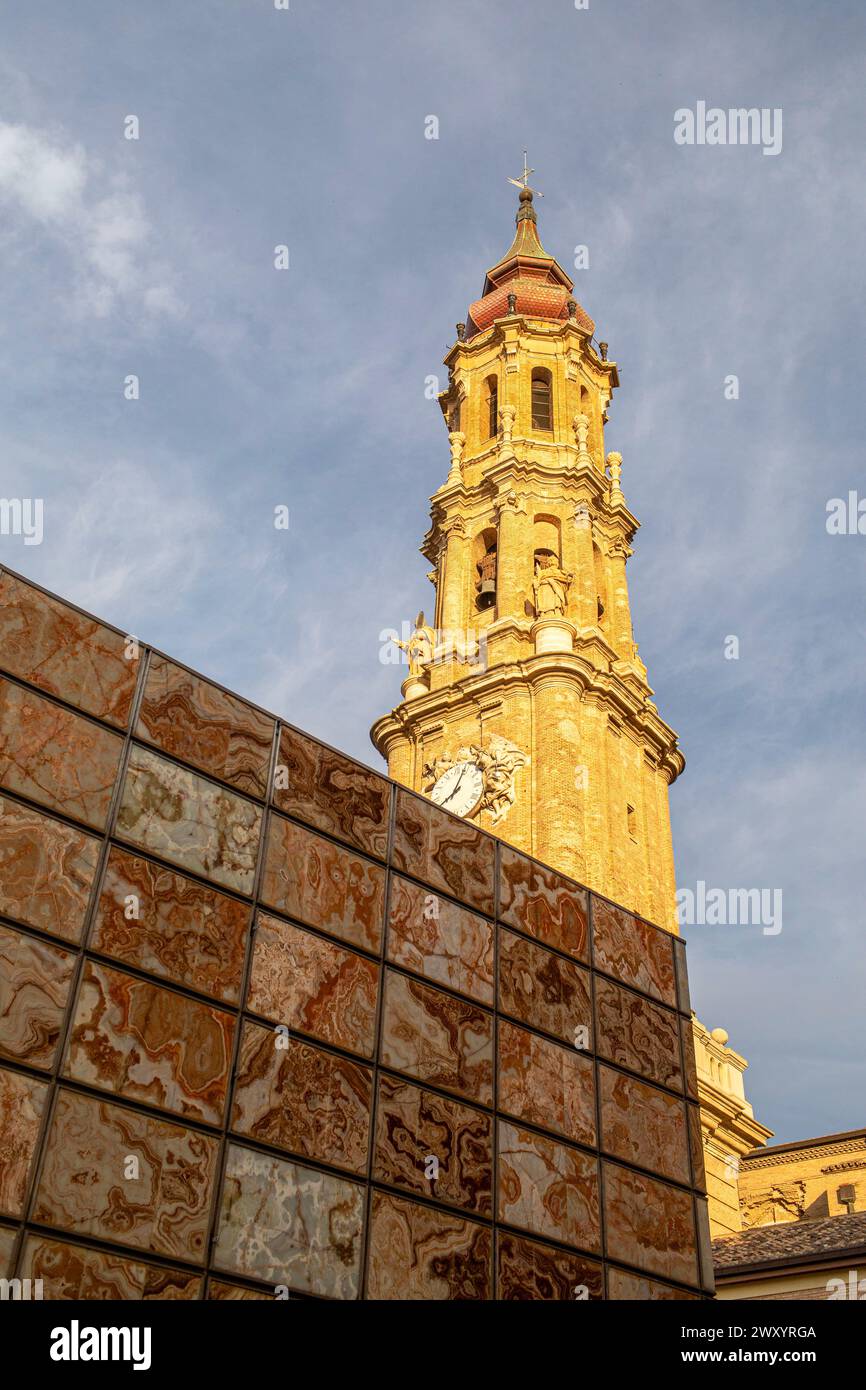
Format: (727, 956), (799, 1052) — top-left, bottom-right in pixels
(507, 150), (543, 197)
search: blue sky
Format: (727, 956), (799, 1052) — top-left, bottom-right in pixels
(1, 0), (864, 1144)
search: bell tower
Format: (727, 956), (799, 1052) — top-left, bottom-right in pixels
(371, 173), (685, 931)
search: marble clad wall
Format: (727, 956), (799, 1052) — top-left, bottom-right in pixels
(0, 567), (709, 1300)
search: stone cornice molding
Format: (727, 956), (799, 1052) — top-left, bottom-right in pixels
(743, 1138), (866, 1171)
(370, 648), (684, 780)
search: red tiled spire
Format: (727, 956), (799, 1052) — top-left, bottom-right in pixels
(466, 186), (594, 339)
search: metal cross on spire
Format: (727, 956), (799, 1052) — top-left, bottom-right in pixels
(507, 150), (543, 197)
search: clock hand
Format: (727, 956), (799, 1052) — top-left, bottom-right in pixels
(445, 767), (467, 804)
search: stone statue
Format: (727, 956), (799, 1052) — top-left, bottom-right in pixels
(533, 554), (572, 618)
(394, 611), (435, 676)
(474, 735), (528, 824)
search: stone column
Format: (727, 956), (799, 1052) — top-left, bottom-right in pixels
(495, 491), (529, 622)
(531, 673), (585, 881)
(571, 503), (598, 630)
(439, 517), (469, 636)
(608, 540), (634, 661)
(385, 734), (415, 791)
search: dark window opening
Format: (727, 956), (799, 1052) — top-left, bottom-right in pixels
(531, 372), (552, 431)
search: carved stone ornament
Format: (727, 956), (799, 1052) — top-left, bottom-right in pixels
(423, 733), (528, 825)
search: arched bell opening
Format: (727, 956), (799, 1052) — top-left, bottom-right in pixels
(474, 526), (498, 611)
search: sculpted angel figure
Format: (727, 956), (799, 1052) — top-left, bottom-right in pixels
(422, 752), (454, 789)
(394, 611), (435, 676)
(476, 735), (528, 825)
(533, 553), (572, 619)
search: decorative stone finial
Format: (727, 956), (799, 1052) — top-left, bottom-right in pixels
(607, 450), (624, 503)
(446, 430), (465, 484)
(456, 322), (466, 341)
(599, 341), (608, 361)
(499, 403), (516, 445)
(567, 298), (577, 320)
(572, 413), (592, 465)
(507, 292), (517, 314)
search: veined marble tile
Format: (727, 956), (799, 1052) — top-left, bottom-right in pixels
(273, 725), (391, 859)
(136, 655), (274, 797)
(116, 744), (261, 894)
(603, 1161), (698, 1286)
(0, 796), (100, 942)
(0, 679), (122, 829)
(65, 961), (234, 1125)
(380, 969), (493, 1105)
(673, 937), (691, 1013)
(599, 1064), (689, 1184)
(214, 1144), (364, 1299)
(688, 1103), (706, 1189)
(0, 1224), (15, 1276)
(366, 1191), (491, 1300)
(498, 1018), (596, 1147)
(19, 1235), (201, 1300)
(207, 1279), (271, 1300)
(0, 1066), (48, 1217)
(33, 1089), (218, 1263)
(232, 1021), (372, 1175)
(247, 913), (378, 1058)
(0, 571), (137, 727)
(497, 1120), (600, 1254)
(498, 927), (592, 1048)
(392, 789), (496, 916)
(373, 1074), (492, 1216)
(696, 1195), (715, 1292)
(591, 896), (677, 1007)
(608, 1266), (700, 1300)
(500, 847), (589, 962)
(594, 975), (682, 1091)
(0, 923), (74, 1070)
(261, 813), (385, 953)
(387, 874), (494, 1005)
(681, 1017), (699, 1100)
(497, 1230), (603, 1301)
(91, 846), (250, 1003)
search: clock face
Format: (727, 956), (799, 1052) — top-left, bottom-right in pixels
(430, 761), (484, 818)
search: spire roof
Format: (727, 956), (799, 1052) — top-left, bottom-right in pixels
(466, 185), (594, 340)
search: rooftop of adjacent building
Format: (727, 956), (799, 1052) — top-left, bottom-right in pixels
(740, 1126), (866, 1165)
(713, 1209), (866, 1274)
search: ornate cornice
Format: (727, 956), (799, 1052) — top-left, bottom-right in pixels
(370, 646), (684, 780)
(743, 1138), (866, 1171)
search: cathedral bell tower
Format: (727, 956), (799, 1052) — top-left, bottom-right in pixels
(371, 175), (685, 931)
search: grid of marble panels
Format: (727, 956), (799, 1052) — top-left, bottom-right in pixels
(0, 567), (712, 1301)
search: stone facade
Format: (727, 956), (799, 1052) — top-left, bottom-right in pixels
(738, 1129), (866, 1228)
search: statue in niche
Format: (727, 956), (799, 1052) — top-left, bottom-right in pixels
(394, 611), (435, 676)
(532, 552), (572, 619)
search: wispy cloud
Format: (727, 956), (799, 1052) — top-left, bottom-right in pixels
(0, 120), (184, 319)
